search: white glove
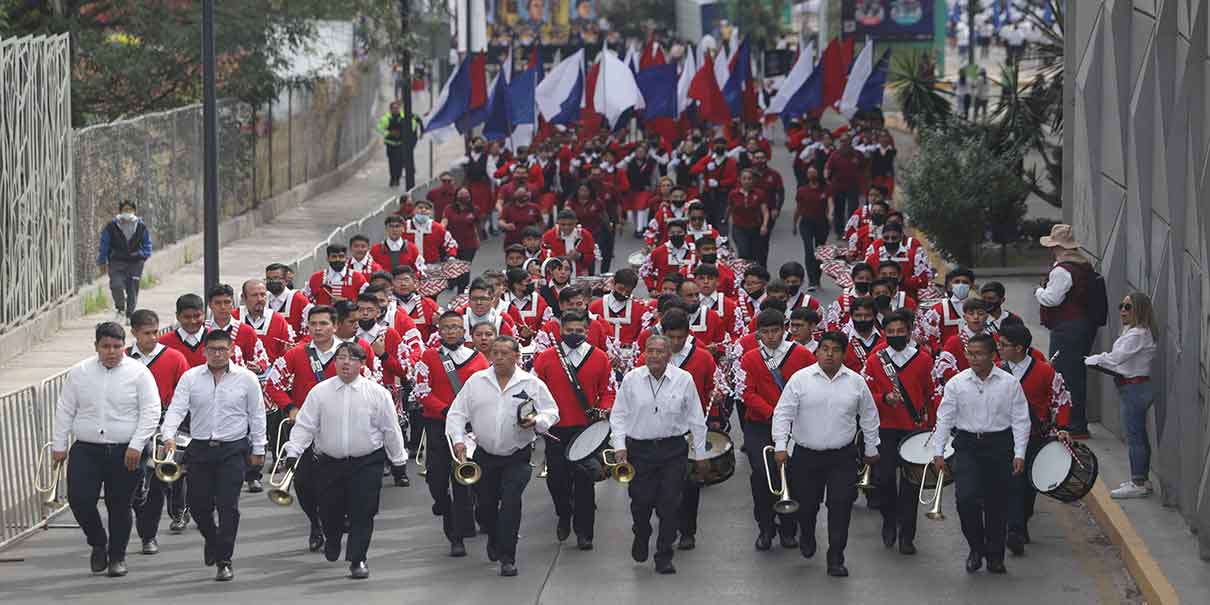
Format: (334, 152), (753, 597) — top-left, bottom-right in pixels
(707, 161), (717, 171)
(601, 162), (613, 172)
(707, 178), (719, 188)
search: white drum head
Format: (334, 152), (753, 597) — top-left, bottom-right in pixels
(628, 251), (648, 267)
(700, 430), (733, 460)
(898, 431), (953, 465)
(1031, 441), (1073, 492)
(566, 421), (611, 461)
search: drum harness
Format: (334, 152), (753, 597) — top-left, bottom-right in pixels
(554, 342), (604, 422)
(878, 349), (925, 426)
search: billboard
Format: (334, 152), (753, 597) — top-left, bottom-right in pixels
(486, 0), (599, 46)
(841, 0), (935, 41)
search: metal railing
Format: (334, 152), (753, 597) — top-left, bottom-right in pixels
(0, 368), (71, 551)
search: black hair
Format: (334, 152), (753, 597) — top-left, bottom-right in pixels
(998, 324), (1032, 350)
(850, 262), (875, 279)
(129, 309), (159, 329)
(980, 281), (1006, 298)
(350, 234), (370, 245)
(493, 335), (520, 352)
(204, 329), (232, 345)
(695, 236), (717, 249)
(756, 309), (786, 329)
(762, 299), (787, 314)
(439, 309), (463, 323)
(391, 265), (416, 277)
(881, 221), (903, 234)
(666, 219), (687, 233)
(307, 305), (337, 323)
(656, 293), (683, 314)
(779, 261), (806, 280)
(335, 341), (367, 361)
(506, 268), (530, 286)
(557, 209), (578, 222)
(851, 298), (877, 315)
(334, 300), (359, 322)
(613, 268), (639, 288)
(356, 291), (380, 304)
(521, 225), (544, 239)
(384, 214), (405, 226)
(467, 278), (492, 295)
(883, 310), (914, 331)
(743, 264), (770, 282)
(946, 267), (976, 284)
(877, 260), (902, 274)
(369, 271), (393, 284)
(819, 331), (849, 350)
(560, 309), (588, 326)
(558, 285), (586, 304)
(790, 308), (821, 324)
(206, 283), (235, 302)
(660, 308), (690, 332)
(767, 279), (790, 296)
(968, 333), (998, 353)
(175, 293), (205, 315)
(326, 243), (348, 256)
(265, 262), (289, 274)
(962, 298), (989, 314)
(693, 264), (719, 278)
(95, 322), (125, 343)
(661, 272), (685, 289)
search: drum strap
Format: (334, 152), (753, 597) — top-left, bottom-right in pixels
(878, 350), (923, 425)
(555, 343), (593, 415)
(305, 347), (328, 384)
(438, 349), (466, 395)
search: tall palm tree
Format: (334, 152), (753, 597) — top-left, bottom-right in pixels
(887, 50), (951, 131)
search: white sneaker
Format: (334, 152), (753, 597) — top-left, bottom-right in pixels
(1110, 481), (1152, 499)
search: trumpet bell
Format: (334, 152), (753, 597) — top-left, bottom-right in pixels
(773, 498), (800, 515)
(454, 461), (481, 486)
(268, 488), (295, 506)
(155, 461), (183, 484)
(608, 462), (635, 484)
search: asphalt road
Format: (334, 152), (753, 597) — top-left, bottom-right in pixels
(0, 128), (1138, 605)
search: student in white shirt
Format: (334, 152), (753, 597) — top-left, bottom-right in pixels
(609, 335), (709, 576)
(447, 335), (559, 577)
(932, 333), (1031, 575)
(53, 321), (161, 578)
(282, 342), (407, 579)
(1085, 291), (1159, 499)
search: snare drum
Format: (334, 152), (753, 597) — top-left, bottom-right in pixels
(1030, 440), (1098, 502)
(897, 429), (955, 488)
(688, 429), (736, 486)
(564, 421), (613, 482)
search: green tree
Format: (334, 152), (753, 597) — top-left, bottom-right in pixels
(887, 49), (951, 131)
(599, 1), (676, 39)
(725, 0), (786, 50)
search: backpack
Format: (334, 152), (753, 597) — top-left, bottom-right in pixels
(1086, 268), (1109, 328)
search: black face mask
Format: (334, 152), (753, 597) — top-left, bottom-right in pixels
(884, 240), (901, 253)
(357, 318), (375, 331)
(986, 303), (1002, 315)
(442, 341), (463, 351)
(522, 284), (535, 297)
(854, 319), (876, 333)
(395, 291), (413, 303)
(266, 280), (285, 296)
(670, 235), (686, 248)
(874, 295), (892, 310)
(700, 253), (717, 264)
(854, 282), (872, 295)
(748, 289), (765, 300)
(613, 292), (629, 302)
(561, 333), (587, 349)
(329, 261), (346, 273)
(887, 335), (909, 351)
(872, 214), (887, 226)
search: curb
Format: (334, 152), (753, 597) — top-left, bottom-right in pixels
(1085, 480), (1181, 604)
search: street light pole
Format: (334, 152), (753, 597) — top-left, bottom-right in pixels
(202, 0), (219, 291)
(400, 0), (416, 190)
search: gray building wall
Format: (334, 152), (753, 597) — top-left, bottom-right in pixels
(1065, 0), (1210, 557)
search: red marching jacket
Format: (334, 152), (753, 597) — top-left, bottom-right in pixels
(128, 345), (191, 408)
(531, 345), (616, 427)
(737, 343), (816, 423)
(412, 347), (491, 421)
(402, 219), (459, 262)
(304, 268), (368, 307)
(541, 226), (596, 276)
(265, 339), (376, 412)
(159, 327), (247, 368)
(532, 316), (610, 355)
(844, 331), (883, 373)
(232, 307), (296, 362)
(863, 344), (937, 430)
(589, 295), (649, 346)
(1009, 348), (1072, 436)
(369, 239), (423, 272)
(505, 293), (554, 344)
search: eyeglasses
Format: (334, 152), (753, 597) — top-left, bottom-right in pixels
(205, 347), (231, 354)
(470, 295), (494, 302)
(1119, 303), (1133, 311)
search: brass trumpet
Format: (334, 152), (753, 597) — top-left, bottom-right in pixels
(601, 449), (635, 483)
(267, 421), (295, 506)
(33, 441), (63, 505)
(449, 436), (482, 486)
(415, 427), (427, 477)
(920, 466), (946, 521)
(762, 446), (799, 515)
(151, 433), (184, 483)
(856, 463), (875, 492)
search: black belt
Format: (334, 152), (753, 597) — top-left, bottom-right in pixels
(626, 435), (683, 446)
(954, 428), (1011, 440)
(316, 450), (382, 464)
(794, 442), (856, 454)
(190, 438), (246, 448)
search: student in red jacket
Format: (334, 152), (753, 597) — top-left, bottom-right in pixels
(531, 310), (616, 549)
(129, 309), (192, 547)
(389, 266), (439, 344)
(370, 215), (422, 272)
(736, 309), (816, 550)
(205, 284), (269, 382)
(690, 137), (739, 229)
(998, 323), (1072, 555)
(843, 299), (883, 372)
(862, 311), (936, 556)
(932, 298), (995, 388)
(306, 243), (370, 307)
(503, 268), (553, 346)
(541, 209), (596, 276)
(159, 294), (211, 367)
(411, 311), (490, 556)
(233, 279), (296, 363)
(347, 234), (385, 276)
(532, 285), (610, 355)
(265, 263), (311, 337)
(678, 279), (726, 355)
(588, 268), (648, 347)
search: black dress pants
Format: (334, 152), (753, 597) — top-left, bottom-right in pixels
(626, 436), (687, 565)
(744, 422), (798, 537)
(423, 418), (474, 542)
(67, 442), (143, 561)
(543, 426), (597, 539)
(790, 444), (857, 564)
(952, 429), (1013, 561)
(875, 428), (919, 542)
(1007, 435), (1045, 537)
(386, 144), (404, 185)
(314, 449), (386, 563)
(473, 447), (533, 565)
(134, 472), (189, 539)
(292, 445), (323, 534)
(185, 439), (248, 563)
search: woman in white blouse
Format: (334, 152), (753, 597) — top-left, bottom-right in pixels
(1084, 292), (1158, 499)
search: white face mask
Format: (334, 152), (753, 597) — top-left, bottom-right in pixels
(117, 213), (136, 222)
(414, 214), (431, 226)
(951, 283), (972, 301)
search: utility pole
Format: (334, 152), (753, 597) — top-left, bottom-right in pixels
(400, 0), (417, 190)
(202, 0), (219, 291)
(967, 0), (977, 69)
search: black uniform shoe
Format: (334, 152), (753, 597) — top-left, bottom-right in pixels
(324, 539), (342, 562)
(486, 540), (499, 562)
(106, 560), (128, 578)
(204, 541), (217, 567)
(169, 516), (188, 534)
(754, 532), (773, 551)
(986, 559), (1007, 574)
(1022, 526), (1032, 544)
(309, 531), (325, 553)
(631, 536), (649, 563)
(827, 564), (849, 577)
(779, 533), (799, 549)
(882, 523), (897, 548)
(577, 536), (593, 551)
(90, 546), (108, 573)
(677, 534), (696, 551)
(215, 563), (234, 582)
(141, 538), (159, 555)
(1006, 531), (1026, 556)
(500, 562), (518, 577)
(799, 535), (817, 559)
(450, 540), (467, 557)
(655, 560), (677, 575)
(395, 474), (410, 487)
(246, 480), (263, 493)
(899, 540), (917, 555)
(965, 551), (983, 573)
(349, 561), (369, 579)
(556, 517), (571, 542)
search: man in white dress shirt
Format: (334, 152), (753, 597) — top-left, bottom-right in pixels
(161, 329), (267, 582)
(932, 333), (1031, 575)
(282, 342), (407, 579)
(609, 336), (709, 575)
(772, 332), (880, 578)
(447, 336), (559, 577)
(53, 322), (161, 578)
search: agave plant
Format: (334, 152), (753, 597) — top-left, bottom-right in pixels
(887, 50), (951, 131)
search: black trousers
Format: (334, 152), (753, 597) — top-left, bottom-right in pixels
(543, 426), (597, 539)
(423, 419), (474, 542)
(593, 226), (615, 274)
(875, 428), (918, 542)
(627, 436), (687, 565)
(134, 472), (189, 539)
(473, 446), (533, 565)
(790, 444), (857, 564)
(832, 188), (859, 238)
(744, 422), (799, 536)
(386, 144), (404, 185)
(704, 189), (727, 230)
(292, 445), (323, 533)
(952, 429), (1013, 561)
(677, 480), (701, 538)
(797, 216), (828, 285)
(247, 409), (285, 482)
(67, 442), (143, 560)
(314, 449), (386, 563)
(451, 247), (478, 293)
(185, 439), (248, 563)
(1007, 435), (1046, 535)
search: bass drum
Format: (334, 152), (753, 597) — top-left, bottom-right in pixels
(897, 429), (955, 488)
(687, 429), (736, 486)
(1030, 440), (1099, 502)
(564, 421), (613, 482)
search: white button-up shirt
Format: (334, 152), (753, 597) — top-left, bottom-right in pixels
(446, 367), (559, 456)
(562, 342), (591, 367)
(933, 367), (1031, 459)
(53, 356), (161, 452)
(1085, 326), (1156, 379)
(885, 343), (917, 367)
(284, 375), (407, 465)
(162, 364), (268, 455)
(129, 344), (166, 367)
(1034, 263), (1074, 307)
(1002, 355), (1033, 381)
(772, 364), (880, 456)
(609, 365), (708, 459)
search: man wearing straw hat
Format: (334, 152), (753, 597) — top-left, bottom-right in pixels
(1034, 224), (1100, 439)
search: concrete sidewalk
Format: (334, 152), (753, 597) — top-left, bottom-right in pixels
(0, 89), (463, 395)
